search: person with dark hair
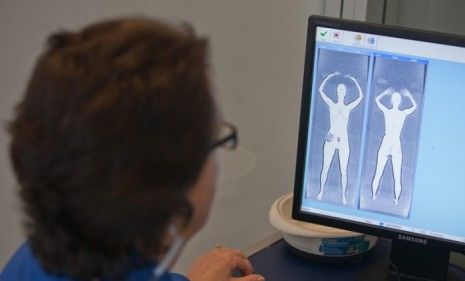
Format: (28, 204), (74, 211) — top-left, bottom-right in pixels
(0, 18), (265, 281)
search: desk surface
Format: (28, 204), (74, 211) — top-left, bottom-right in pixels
(248, 237), (465, 281)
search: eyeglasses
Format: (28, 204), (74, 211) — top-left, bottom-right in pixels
(210, 122), (238, 151)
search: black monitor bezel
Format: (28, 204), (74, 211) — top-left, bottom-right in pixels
(292, 15), (465, 253)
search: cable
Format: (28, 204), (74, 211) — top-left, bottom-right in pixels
(339, 0), (344, 19)
(381, 0), (388, 24)
(389, 259), (401, 281)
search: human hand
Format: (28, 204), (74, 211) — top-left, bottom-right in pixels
(385, 87), (395, 96)
(345, 74), (357, 81)
(400, 88), (411, 97)
(187, 246), (265, 281)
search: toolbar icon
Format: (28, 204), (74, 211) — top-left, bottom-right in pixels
(318, 29), (329, 41)
(331, 30), (342, 43)
(354, 33), (363, 45)
(366, 36), (377, 47)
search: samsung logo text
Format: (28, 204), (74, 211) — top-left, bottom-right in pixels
(398, 234), (427, 245)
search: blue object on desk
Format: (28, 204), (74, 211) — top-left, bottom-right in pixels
(249, 238), (465, 281)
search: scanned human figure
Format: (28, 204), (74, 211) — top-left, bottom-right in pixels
(371, 88), (417, 205)
(316, 72), (363, 205)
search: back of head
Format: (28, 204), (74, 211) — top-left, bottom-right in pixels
(9, 18), (214, 279)
(391, 91), (402, 108)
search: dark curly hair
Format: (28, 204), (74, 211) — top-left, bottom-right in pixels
(9, 18), (214, 280)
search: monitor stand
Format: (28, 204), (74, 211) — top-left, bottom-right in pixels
(358, 239), (461, 281)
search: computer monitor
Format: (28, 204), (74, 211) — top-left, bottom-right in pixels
(292, 15), (465, 281)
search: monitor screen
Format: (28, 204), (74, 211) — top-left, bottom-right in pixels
(292, 16), (465, 280)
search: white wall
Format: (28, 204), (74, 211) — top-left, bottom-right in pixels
(0, 0), (325, 273)
(396, 0), (465, 36)
(366, 0), (465, 36)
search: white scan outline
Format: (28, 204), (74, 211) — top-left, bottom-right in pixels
(314, 72), (363, 205)
(371, 88), (417, 205)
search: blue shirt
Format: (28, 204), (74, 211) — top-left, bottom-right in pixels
(0, 243), (189, 281)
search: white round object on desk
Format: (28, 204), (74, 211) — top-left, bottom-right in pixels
(269, 193), (377, 258)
